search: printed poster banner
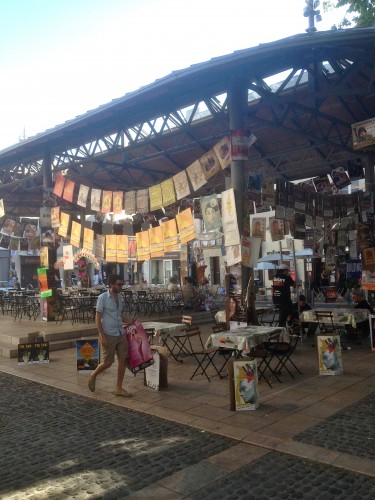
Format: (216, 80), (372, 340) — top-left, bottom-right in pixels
(251, 216), (266, 241)
(101, 190), (112, 213)
(221, 188), (240, 246)
(0, 199), (4, 217)
(95, 235), (105, 260)
(199, 150), (221, 181)
(77, 184), (89, 208)
(63, 245), (74, 270)
(186, 160), (207, 192)
(225, 244), (242, 266)
(18, 342), (50, 365)
(201, 194), (222, 231)
(91, 188), (102, 212)
(113, 191), (123, 214)
(51, 207), (61, 228)
(162, 218), (179, 252)
(58, 212), (70, 238)
(317, 336), (343, 375)
(160, 178), (176, 207)
(213, 136), (231, 169)
(83, 227), (94, 252)
(230, 130), (249, 160)
(76, 339), (100, 372)
(70, 221), (81, 248)
(352, 117), (375, 150)
(176, 208), (196, 245)
(62, 179), (75, 203)
(53, 173), (65, 197)
(269, 217), (285, 242)
(105, 234), (117, 262)
(125, 190), (136, 214)
(136, 231), (150, 260)
(173, 170), (190, 200)
(241, 236), (261, 268)
(144, 350), (161, 390)
(149, 184), (163, 212)
(116, 235), (128, 263)
(136, 189), (149, 213)
(149, 226), (164, 258)
(233, 358), (259, 411)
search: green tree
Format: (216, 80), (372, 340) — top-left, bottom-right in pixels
(323, 0), (375, 28)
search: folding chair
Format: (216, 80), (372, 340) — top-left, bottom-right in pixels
(266, 332), (302, 380)
(211, 324), (233, 377)
(250, 331), (282, 388)
(314, 310), (348, 349)
(185, 326), (222, 382)
(161, 315), (193, 362)
(261, 307), (280, 327)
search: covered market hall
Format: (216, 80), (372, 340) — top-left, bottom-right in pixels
(0, 26), (374, 327)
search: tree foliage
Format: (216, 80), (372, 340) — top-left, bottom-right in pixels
(323, 0), (375, 28)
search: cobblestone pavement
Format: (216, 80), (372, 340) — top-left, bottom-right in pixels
(295, 392), (375, 460)
(0, 373), (234, 499)
(2, 371), (375, 499)
(186, 452), (375, 500)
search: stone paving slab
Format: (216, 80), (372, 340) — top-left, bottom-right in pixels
(294, 391), (375, 460)
(185, 451), (375, 500)
(0, 372), (234, 499)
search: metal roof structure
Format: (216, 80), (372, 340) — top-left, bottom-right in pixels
(0, 27), (374, 216)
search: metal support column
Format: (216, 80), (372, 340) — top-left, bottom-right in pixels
(228, 77), (258, 324)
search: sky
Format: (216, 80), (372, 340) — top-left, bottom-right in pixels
(0, 0), (346, 151)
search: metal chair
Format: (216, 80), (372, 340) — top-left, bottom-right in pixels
(185, 326), (221, 382)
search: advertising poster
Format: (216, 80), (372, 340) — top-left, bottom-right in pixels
(90, 188), (102, 212)
(125, 190), (136, 214)
(58, 212), (70, 238)
(352, 117), (375, 149)
(187, 160), (207, 192)
(233, 359), (259, 411)
(222, 188), (240, 246)
(76, 339), (100, 372)
(201, 194), (222, 232)
(144, 350), (161, 390)
(317, 336), (343, 375)
(149, 226), (164, 258)
(18, 342), (49, 365)
(213, 136), (231, 169)
(136, 189), (149, 213)
(136, 231), (150, 260)
(105, 234), (117, 262)
(77, 184), (89, 208)
(173, 170), (190, 200)
(124, 321), (154, 374)
(176, 208), (196, 244)
(83, 227), (94, 252)
(230, 130), (249, 160)
(116, 235), (128, 263)
(199, 150), (221, 181)
(113, 191), (123, 214)
(162, 218), (179, 252)
(70, 221), (81, 248)
(62, 179), (75, 203)
(53, 173), (66, 197)
(149, 184), (163, 211)
(51, 207), (61, 228)
(160, 178), (176, 207)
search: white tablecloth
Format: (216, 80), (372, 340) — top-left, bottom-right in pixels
(205, 325), (288, 351)
(142, 321), (184, 340)
(300, 308), (369, 328)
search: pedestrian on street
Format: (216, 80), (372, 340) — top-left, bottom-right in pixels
(272, 264), (295, 327)
(88, 274), (132, 397)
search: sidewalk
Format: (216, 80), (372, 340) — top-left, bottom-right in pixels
(0, 317), (374, 497)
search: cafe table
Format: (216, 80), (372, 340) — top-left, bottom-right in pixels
(142, 321), (186, 362)
(300, 307), (369, 328)
(205, 325), (288, 352)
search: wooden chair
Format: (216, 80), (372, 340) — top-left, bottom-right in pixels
(185, 326), (221, 382)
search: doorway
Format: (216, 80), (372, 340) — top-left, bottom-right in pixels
(210, 256), (221, 285)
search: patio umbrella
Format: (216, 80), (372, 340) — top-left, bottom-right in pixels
(254, 262), (278, 271)
(258, 253), (293, 263)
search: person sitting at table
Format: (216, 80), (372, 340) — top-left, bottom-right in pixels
(272, 264), (295, 327)
(288, 294), (317, 337)
(351, 287), (373, 338)
(182, 277), (203, 310)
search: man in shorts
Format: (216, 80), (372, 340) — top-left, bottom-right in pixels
(88, 274), (132, 397)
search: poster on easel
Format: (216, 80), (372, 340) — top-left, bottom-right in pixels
(317, 335), (343, 375)
(231, 358), (259, 411)
(76, 339), (100, 372)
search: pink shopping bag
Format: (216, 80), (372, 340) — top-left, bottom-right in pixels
(123, 320), (154, 374)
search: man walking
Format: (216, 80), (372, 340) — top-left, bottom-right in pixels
(88, 274), (132, 397)
(272, 264), (295, 327)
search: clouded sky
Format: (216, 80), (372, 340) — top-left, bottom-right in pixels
(0, 0), (343, 150)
